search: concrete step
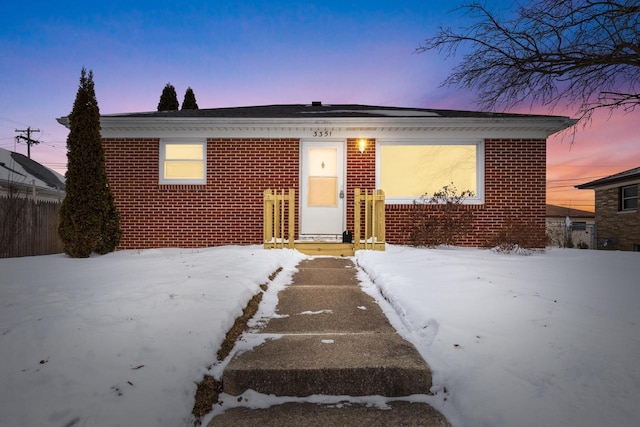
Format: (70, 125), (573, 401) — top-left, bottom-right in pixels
(295, 258), (354, 270)
(223, 333), (432, 396)
(209, 401), (451, 427)
(211, 257), (448, 427)
(288, 265), (360, 287)
(261, 286), (395, 334)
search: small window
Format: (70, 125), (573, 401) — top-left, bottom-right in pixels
(160, 141), (206, 184)
(572, 222), (587, 231)
(621, 185), (638, 211)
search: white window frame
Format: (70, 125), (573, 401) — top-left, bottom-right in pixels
(375, 139), (485, 205)
(159, 139), (207, 185)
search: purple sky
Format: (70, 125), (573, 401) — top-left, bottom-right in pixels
(1, 0), (637, 210)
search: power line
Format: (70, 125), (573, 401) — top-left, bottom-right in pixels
(15, 127), (41, 158)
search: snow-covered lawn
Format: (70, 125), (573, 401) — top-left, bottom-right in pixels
(1, 245), (639, 427)
(356, 246), (640, 427)
(0, 246), (304, 427)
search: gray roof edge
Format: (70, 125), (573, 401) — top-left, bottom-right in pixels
(58, 103), (576, 121)
(575, 166), (640, 189)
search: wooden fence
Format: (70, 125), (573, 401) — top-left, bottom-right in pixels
(0, 196), (63, 258)
(263, 189), (295, 249)
(263, 188), (385, 252)
(354, 188), (385, 250)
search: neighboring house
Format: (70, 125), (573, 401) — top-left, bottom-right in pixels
(0, 148), (65, 202)
(545, 204), (596, 248)
(576, 166), (640, 251)
(57, 103), (575, 250)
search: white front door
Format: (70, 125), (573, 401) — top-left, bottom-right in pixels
(300, 141), (345, 237)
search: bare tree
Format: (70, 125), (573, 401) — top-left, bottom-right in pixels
(418, 0), (640, 124)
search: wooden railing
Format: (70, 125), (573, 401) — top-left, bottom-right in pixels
(353, 188), (385, 250)
(263, 188), (385, 252)
(263, 189), (295, 249)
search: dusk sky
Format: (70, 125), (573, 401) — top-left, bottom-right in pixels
(1, 0), (638, 211)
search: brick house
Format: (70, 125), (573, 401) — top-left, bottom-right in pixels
(576, 166), (640, 251)
(57, 103), (575, 251)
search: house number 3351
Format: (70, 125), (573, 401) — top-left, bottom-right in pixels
(312, 130), (332, 137)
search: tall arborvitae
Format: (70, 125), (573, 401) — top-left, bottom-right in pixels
(181, 87), (199, 110)
(157, 83), (179, 111)
(59, 68), (121, 257)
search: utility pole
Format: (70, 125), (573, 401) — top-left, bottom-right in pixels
(15, 127), (41, 159)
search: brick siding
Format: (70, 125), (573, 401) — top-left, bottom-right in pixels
(103, 138), (299, 249)
(346, 138), (548, 248)
(594, 186), (640, 250)
(104, 136), (548, 249)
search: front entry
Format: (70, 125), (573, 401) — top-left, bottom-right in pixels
(300, 141), (345, 238)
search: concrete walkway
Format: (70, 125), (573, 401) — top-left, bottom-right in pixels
(209, 257), (450, 426)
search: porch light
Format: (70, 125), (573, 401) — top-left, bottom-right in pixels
(358, 139), (367, 153)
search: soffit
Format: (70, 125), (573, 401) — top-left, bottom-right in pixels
(94, 116), (576, 140)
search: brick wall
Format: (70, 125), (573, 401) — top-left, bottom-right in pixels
(104, 136), (547, 249)
(102, 138), (299, 249)
(594, 186), (640, 250)
(346, 138), (376, 234)
(346, 138), (548, 248)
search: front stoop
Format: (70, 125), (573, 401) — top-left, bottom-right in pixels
(209, 258), (450, 426)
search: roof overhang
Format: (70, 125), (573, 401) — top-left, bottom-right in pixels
(58, 115), (577, 140)
(576, 176), (640, 190)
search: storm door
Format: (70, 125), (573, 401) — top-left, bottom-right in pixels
(300, 141), (345, 238)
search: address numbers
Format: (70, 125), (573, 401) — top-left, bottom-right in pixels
(312, 130), (332, 137)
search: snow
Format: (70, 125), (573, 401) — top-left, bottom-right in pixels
(1, 244), (639, 427)
(356, 245), (640, 427)
(0, 246), (304, 427)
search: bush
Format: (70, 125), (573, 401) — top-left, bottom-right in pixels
(486, 217), (542, 254)
(409, 184), (474, 247)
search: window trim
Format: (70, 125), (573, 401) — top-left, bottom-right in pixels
(375, 139), (485, 205)
(159, 139), (207, 185)
(620, 184), (638, 211)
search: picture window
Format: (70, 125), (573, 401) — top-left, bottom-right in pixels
(376, 141), (484, 204)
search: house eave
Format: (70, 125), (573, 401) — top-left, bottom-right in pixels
(576, 177), (640, 190)
(64, 115), (576, 140)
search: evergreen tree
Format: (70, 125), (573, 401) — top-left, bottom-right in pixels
(157, 83), (179, 111)
(181, 87), (199, 110)
(59, 68), (121, 257)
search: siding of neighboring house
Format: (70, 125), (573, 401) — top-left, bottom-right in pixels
(105, 136), (548, 249)
(545, 217), (596, 248)
(594, 186), (640, 251)
(545, 204), (596, 248)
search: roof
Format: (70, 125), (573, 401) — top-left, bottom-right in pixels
(58, 102), (577, 139)
(575, 166), (640, 189)
(100, 103), (567, 120)
(546, 204), (594, 218)
(0, 148), (66, 200)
